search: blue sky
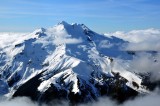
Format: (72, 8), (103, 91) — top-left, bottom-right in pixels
(0, 0), (160, 33)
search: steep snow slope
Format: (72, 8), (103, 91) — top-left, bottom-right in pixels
(0, 21), (148, 103)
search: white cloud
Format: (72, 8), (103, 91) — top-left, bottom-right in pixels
(0, 97), (40, 106)
(105, 28), (160, 51)
(80, 97), (117, 106)
(46, 25), (83, 45)
(99, 40), (114, 48)
(0, 32), (28, 48)
(121, 89), (160, 106)
(0, 97), (70, 106)
(125, 41), (160, 51)
(129, 52), (160, 82)
(110, 28), (160, 43)
(53, 35), (83, 45)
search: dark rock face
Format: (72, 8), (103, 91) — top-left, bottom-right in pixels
(13, 71), (138, 105)
(13, 73), (42, 100)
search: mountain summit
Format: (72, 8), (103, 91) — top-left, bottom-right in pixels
(0, 22), (148, 104)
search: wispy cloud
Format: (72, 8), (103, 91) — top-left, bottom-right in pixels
(0, 0), (160, 32)
(0, 0), (142, 18)
(1, 0), (159, 18)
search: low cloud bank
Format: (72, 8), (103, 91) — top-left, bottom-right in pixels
(105, 28), (160, 51)
(0, 32), (27, 48)
(125, 41), (160, 51)
(121, 89), (160, 106)
(128, 52), (160, 82)
(106, 28), (160, 43)
(0, 97), (40, 106)
(84, 89), (160, 106)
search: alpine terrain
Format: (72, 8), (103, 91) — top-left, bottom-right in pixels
(0, 21), (153, 104)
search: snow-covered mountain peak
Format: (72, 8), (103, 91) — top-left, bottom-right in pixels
(56, 21), (93, 37)
(58, 21), (69, 26)
(0, 21), (149, 103)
